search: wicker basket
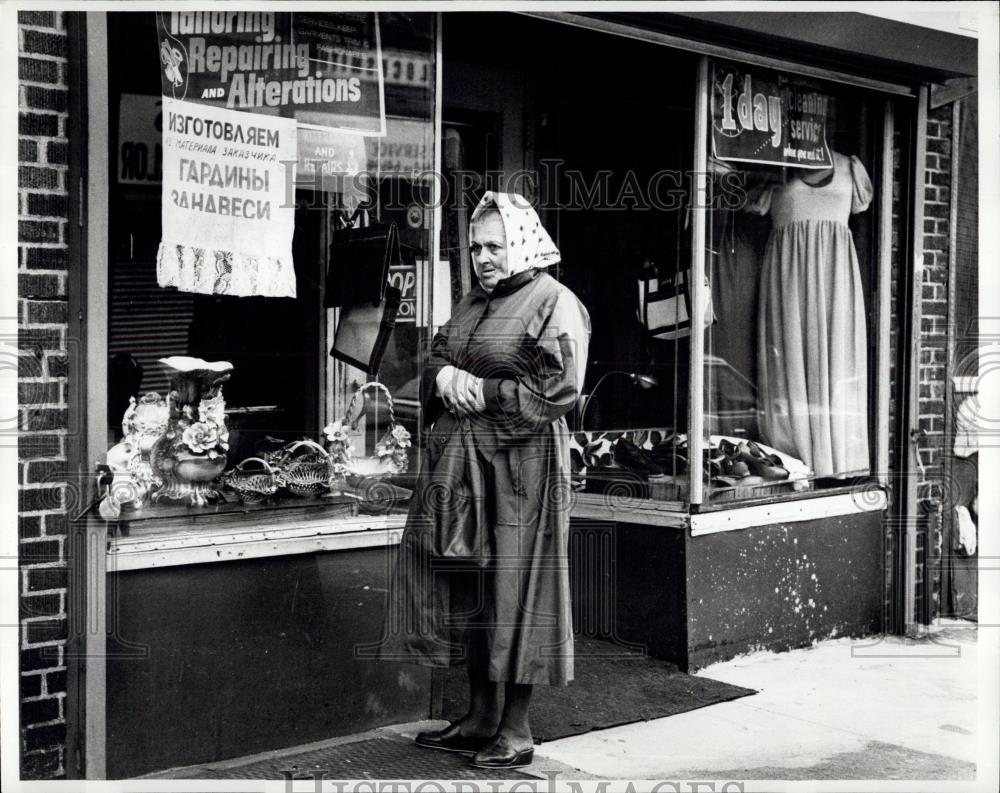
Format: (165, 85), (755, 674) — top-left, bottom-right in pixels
(222, 457), (280, 503)
(275, 440), (334, 497)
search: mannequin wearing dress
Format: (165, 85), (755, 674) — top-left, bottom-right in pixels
(749, 150), (873, 477)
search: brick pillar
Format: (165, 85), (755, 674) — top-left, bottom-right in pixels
(18, 9), (71, 781)
(915, 105), (954, 622)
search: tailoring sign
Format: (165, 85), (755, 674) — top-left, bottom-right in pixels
(155, 10), (385, 135)
(711, 62), (832, 168)
(155, 97), (298, 297)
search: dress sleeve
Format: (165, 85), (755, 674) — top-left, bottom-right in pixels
(850, 155), (874, 214)
(478, 289), (591, 443)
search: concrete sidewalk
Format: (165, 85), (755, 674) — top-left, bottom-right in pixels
(533, 621), (980, 780)
(155, 620), (984, 782)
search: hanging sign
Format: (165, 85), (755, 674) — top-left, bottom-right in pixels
(711, 62), (832, 168)
(155, 97), (298, 298)
(388, 263), (417, 324)
(155, 10), (385, 135)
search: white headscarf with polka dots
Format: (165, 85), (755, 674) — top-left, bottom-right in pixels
(469, 191), (561, 276)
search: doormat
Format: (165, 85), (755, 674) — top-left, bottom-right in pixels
(440, 637), (756, 742)
(165, 735), (537, 781)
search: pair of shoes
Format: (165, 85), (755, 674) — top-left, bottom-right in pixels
(469, 733), (534, 769)
(704, 447), (747, 479)
(649, 442), (687, 474)
(730, 440), (789, 480)
(719, 441), (788, 481)
(414, 722), (493, 755)
(614, 438), (664, 476)
(715, 440), (751, 477)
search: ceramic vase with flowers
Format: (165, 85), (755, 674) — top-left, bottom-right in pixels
(150, 356), (233, 507)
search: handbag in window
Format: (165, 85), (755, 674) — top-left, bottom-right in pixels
(637, 269), (715, 340)
(323, 208), (401, 307)
(330, 285), (401, 376)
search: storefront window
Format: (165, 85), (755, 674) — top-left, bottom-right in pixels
(701, 60), (884, 502)
(439, 13), (699, 506)
(104, 11), (436, 523)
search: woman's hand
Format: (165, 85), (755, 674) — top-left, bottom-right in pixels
(436, 365), (484, 417)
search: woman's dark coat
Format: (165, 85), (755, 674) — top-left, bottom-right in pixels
(381, 268), (590, 685)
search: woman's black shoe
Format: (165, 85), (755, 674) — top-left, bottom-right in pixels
(414, 722), (493, 754)
(614, 439), (664, 476)
(469, 733), (534, 769)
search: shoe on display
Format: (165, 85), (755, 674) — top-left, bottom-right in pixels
(736, 441), (789, 480)
(614, 438), (665, 476)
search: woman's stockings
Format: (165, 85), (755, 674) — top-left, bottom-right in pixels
(499, 682), (533, 747)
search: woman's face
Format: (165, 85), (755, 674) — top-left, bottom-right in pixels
(470, 212), (508, 292)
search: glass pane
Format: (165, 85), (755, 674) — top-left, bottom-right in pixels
(105, 12), (436, 520)
(703, 59), (881, 503)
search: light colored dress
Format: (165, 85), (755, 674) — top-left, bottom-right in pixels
(750, 151), (873, 477)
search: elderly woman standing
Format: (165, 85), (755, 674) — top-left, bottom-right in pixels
(381, 192), (590, 769)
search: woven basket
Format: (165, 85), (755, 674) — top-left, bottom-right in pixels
(223, 457), (280, 504)
(276, 440), (333, 497)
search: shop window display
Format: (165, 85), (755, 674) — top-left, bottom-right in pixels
(101, 12), (437, 524)
(701, 62), (882, 501)
(438, 19), (888, 508)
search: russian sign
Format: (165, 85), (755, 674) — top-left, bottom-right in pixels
(156, 10), (385, 135)
(155, 97), (298, 297)
(711, 62), (832, 169)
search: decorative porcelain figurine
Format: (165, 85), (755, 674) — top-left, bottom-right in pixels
(149, 356), (233, 507)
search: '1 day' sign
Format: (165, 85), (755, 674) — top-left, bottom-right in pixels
(711, 62), (832, 169)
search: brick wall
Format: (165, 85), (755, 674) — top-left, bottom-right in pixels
(913, 104), (954, 622)
(18, 9), (71, 781)
(884, 99), (964, 628)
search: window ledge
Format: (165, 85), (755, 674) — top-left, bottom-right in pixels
(108, 513), (407, 571)
(570, 491), (688, 527)
(690, 489), (887, 536)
